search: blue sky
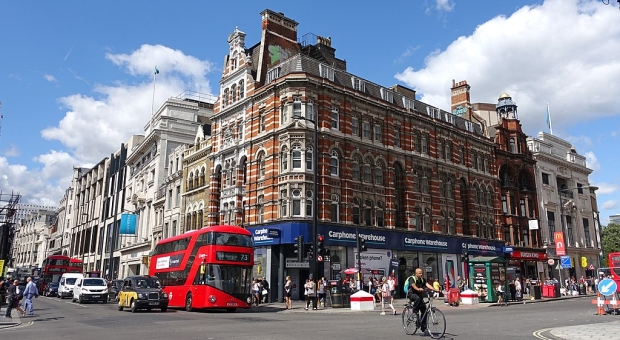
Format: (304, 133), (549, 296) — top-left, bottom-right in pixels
(0, 0), (619, 223)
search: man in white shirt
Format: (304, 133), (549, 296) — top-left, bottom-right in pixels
(23, 276), (39, 316)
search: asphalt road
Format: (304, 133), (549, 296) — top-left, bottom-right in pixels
(3, 296), (618, 340)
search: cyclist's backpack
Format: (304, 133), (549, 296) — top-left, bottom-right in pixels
(403, 275), (417, 294)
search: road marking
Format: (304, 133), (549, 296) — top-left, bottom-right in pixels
(533, 328), (560, 340)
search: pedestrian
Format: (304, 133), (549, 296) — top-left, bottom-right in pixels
(304, 279), (310, 309)
(305, 275), (317, 310)
(380, 277), (396, 315)
(23, 276), (39, 316)
(252, 279), (261, 307)
(457, 276), (465, 292)
(318, 277), (326, 308)
(261, 277), (269, 303)
(515, 278), (522, 301)
(0, 277), (7, 312)
(4, 280), (26, 318)
(284, 276), (292, 310)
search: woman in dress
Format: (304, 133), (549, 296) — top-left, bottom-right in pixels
(284, 276), (293, 309)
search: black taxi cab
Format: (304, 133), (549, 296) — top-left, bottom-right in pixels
(117, 275), (168, 313)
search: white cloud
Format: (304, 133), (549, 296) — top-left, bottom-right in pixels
(593, 183), (620, 195)
(394, 46), (421, 64)
(435, 0), (455, 12)
(0, 44), (215, 206)
(395, 0), (620, 134)
(601, 200), (618, 210)
(2, 144), (20, 157)
(584, 151), (600, 171)
(44, 74), (57, 82)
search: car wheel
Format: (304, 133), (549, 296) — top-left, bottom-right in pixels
(185, 293), (194, 312)
(78, 295), (83, 304)
(118, 301), (124, 311)
(130, 299), (138, 313)
(102, 298), (108, 304)
(161, 306), (167, 312)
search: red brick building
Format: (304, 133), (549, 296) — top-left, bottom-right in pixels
(209, 10), (506, 300)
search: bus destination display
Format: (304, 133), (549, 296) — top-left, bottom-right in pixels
(216, 252), (250, 262)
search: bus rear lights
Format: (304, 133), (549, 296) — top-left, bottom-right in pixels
(209, 295), (217, 304)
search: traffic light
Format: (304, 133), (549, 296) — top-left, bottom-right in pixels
(317, 234), (325, 255)
(461, 250), (469, 262)
(307, 244), (314, 260)
(358, 236), (367, 252)
(294, 235), (304, 262)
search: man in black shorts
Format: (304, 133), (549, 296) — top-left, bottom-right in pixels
(408, 268), (439, 336)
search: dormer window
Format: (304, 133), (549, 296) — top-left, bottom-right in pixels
(403, 97), (415, 110)
(380, 88), (393, 103)
(426, 106), (440, 119)
(267, 67), (280, 83)
(464, 121), (475, 132)
(319, 64), (334, 81)
(444, 114), (455, 125)
(352, 77), (365, 92)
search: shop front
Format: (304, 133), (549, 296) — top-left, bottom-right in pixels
(508, 250), (548, 282)
(246, 222), (504, 300)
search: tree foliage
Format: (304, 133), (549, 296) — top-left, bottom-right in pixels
(602, 223), (620, 267)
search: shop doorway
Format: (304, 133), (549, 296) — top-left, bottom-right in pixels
(398, 258), (407, 298)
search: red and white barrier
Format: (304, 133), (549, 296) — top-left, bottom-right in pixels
(350, 291), (375, 311)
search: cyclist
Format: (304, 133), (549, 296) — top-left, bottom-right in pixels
(407, 268), (440, 336)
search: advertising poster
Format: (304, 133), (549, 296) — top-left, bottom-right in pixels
(353, 249), (391, 278)
(442, 254), (458, 288)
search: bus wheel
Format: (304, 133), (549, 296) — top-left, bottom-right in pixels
(226, 308), (237, 313)
(185, 293), (194, 312)
(161, 306), (167, 312)
(131, 299), (138, 313)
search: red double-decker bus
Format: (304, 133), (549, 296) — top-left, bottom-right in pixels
(40, 255), (83, 292)
(608, 252), (620, 292)
(149, 225), (254, 312)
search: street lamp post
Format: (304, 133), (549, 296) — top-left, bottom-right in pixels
(293, 115), (318, 279)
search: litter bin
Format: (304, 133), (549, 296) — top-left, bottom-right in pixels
(531, 285), (542, 300)
(448, 288), (460, 306)
(332, 291), (344, 308)
(579, 284), (586, 295)
(554, 283), (561, 298)
(343, 292), (351, 308)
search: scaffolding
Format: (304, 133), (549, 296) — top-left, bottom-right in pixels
(0, 191), (21, 270)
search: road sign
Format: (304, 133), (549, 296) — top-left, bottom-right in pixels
(503, 246), (514, 253)
(598, 278), (617, 296)
(317, 255), (323, 262)
(588, 264), (595, 270)
(560, 256), (572, 269)
(547, 259), (555, 266)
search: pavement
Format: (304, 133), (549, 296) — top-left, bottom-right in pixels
(0, 313), (22, 329)
(251, 292), (595, 314)
(543, 321), (620, 340)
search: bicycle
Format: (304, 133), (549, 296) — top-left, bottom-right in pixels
(401, 292), (446, 339)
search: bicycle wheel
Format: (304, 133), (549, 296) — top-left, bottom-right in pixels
(427, 307), (446, 339)
(402, 305), (418, 335)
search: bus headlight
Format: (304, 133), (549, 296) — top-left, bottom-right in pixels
(209, 295), (216, 303)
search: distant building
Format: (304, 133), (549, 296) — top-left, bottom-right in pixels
(609, 214), (620, 225)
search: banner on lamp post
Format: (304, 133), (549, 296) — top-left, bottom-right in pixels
(554, 231), (566, 256)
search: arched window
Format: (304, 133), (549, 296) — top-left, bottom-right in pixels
(257, 196), (264, 223)
(292, 190), (302, 216)
(352, 156), (361, 181)
(330, 195), (339, 222)
(292, 144), (302, 170)
(376, 201), (385, 227)
(223, 88), (229, 107)
(281, 147), (288, 171)
(509, 138), (516, 153)
(330, 150), (340, 176)
(231, 52), (238, 70)
(305, 190), (313, 217)
(231, 84), (237, 102)
(280, 189), (287, 217)
(375, 162), (384, 186)
(258, 152), (266, 179)
(238, 80), (245, 99)
(421, 135), (428, 155)
(353, 198), (361, 224)
(473, 184), (479, 204)
(292, 97), (302, 117)
(446, 179), (453, 199)
(421, 172), (429, 194)
(306, 147), (313, 171)
(413, 169), (420, 192)
(364, 158), (373, 182)
(364, 199), (373, 226)
(487, 187), (493, 206)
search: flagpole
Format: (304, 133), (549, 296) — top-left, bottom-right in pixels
(151, 68), (157, 119)
(547, 102), (553, 135)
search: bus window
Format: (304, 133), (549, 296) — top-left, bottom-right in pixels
(212, 233), (252, 247)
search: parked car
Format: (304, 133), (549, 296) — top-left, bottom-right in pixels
(43, 282), (59, 297)
(117, 275), (168, 313)
(72, 277), (109, 304)
(108, 280), (123, 301)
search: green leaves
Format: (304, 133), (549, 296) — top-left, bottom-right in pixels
(601, 223), (620, 267)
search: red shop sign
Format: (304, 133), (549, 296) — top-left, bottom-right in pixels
(510, 251), (548, 260)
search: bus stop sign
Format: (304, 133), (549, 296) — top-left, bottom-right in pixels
(598, 278), (617, 296)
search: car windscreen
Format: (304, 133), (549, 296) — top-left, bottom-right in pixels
(83, 279), (106, 286)
(135, 278), (161, 289)
(65, 278), (77, 285)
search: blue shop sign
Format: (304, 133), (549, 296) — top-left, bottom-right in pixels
(246, 222), (309, 246)
(318, 224), (503, 256)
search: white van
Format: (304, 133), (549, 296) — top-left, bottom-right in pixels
(72, 277), (108, 304)
(58, 273), (84, 299)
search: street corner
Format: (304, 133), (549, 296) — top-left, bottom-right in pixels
(534, 320), (620, 340)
